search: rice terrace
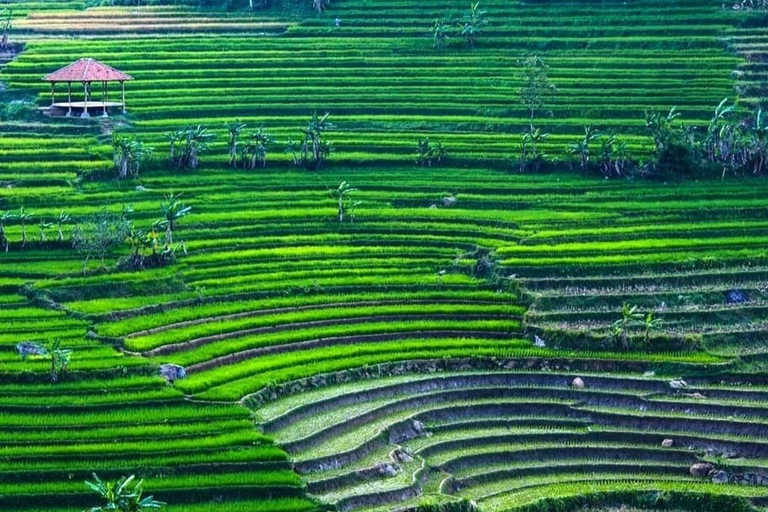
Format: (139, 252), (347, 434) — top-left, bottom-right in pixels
(2, 0), (768, 510)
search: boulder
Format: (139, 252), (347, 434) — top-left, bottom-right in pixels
(711, 470), (729, 484)
(534, 335), (546, 348)
(15, 341), (47, 358)
(159, 364), (186, 383)
(374, 462), (400, 478)
(442, 195), (458, 207)
(689, 462), (715, 477)
(392, 448), (413, 463)
(661, 439), (674, 448)
(571, 377), (585, 389)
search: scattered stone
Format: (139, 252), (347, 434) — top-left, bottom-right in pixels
(721, 451), (739, 459)
(534, 335), (546, 348)
(689, 462), (715, 477)
(711, 470), (729, 484)
(442, 195), (458, 207)
(725, 289), (750, 304)
(374, 462), (400, 477)
(571, 377), (585, 389)
(662, 439), (674, 448)
(669, 379), (688, 390)
(642, 371), (656, 378)
(159, 364), (186, 383)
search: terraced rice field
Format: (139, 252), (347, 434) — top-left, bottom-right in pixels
(1, 0), (768, 511)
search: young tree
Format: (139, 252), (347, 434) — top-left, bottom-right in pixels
(56, 211), (71, 243)
(432, 18), (450, 50)
(113, 134), (151, 180)
(17, 206), (32, 248)
(517, 55), (557, 131)
(72, 208), (132, 274)
(241, 128), (274, 169)
(416, 137), (447, 167)
(330, 181), (360, 224)
(460, 2), (487, 47)
(301, 112), (333, 170)
(16, 340), (72, 383)
(159, 193), (191, 244)
(85, 474), (166, 512)
(226, 120), (247, 168)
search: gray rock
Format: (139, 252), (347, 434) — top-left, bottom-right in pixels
(16, 341), (47, 358)
(711, 470), (728, 484)
(442, 196), (458, 207)
(689, 462), (715, 477)
(159, 364), (186, 383)
(669, 379), (688, 389)
(661, 439), (674, 448)
(642, 371), (656, 378)
(374, 462), (400, 477)
(571, 377), (585, 389)
(392, 448), (413, 463)
(534, 335), (546, 348)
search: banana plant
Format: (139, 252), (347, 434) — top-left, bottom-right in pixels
(17, 207), (32, 248)
(84, 473), (165, 512)
(159, 193), (191, 244)
(56, 211), (71, 243)
(226, 120), (247, 168)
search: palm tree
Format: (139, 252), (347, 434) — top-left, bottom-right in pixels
(226, 120), (247, 168)
(432, 18), (450, 50)
(0, 210), (13, 252)
(85, 474), (165, 512)
(159, 193), (191, 244)
(611, 303), (643, 349)
(460, 2), (487, 47)
(17, 207), (32, 248)
(56, 211), (71, 243)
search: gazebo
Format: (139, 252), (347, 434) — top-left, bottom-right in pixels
(42, 58), (133, 118)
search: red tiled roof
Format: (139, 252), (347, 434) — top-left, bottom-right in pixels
(43, 58), (133, 82)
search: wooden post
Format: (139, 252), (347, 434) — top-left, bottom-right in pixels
(81, 81), (90, 118)
(102, 81), (108, 117)
(121, 81), (126, 114)
(50, 82), (55, 108)
(66, 82), (72, 117)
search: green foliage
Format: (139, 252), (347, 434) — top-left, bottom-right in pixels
(84, 474), (166, 512)
(71, 208), (132, 273)
(518, 55), (557, 130)
(241, 127), (274, 169)
(167, 125), (214, 171)
(17, 339), (73, 383)
(416, 137), (447, 167)
(329, 180), (360, 224)
(113, 134), (152, 180)
(459, 2), (487, 47)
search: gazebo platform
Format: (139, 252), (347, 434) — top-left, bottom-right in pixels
(46, 101), (125, 117)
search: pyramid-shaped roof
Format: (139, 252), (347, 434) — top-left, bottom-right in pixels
(43, 58), (133, 83)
